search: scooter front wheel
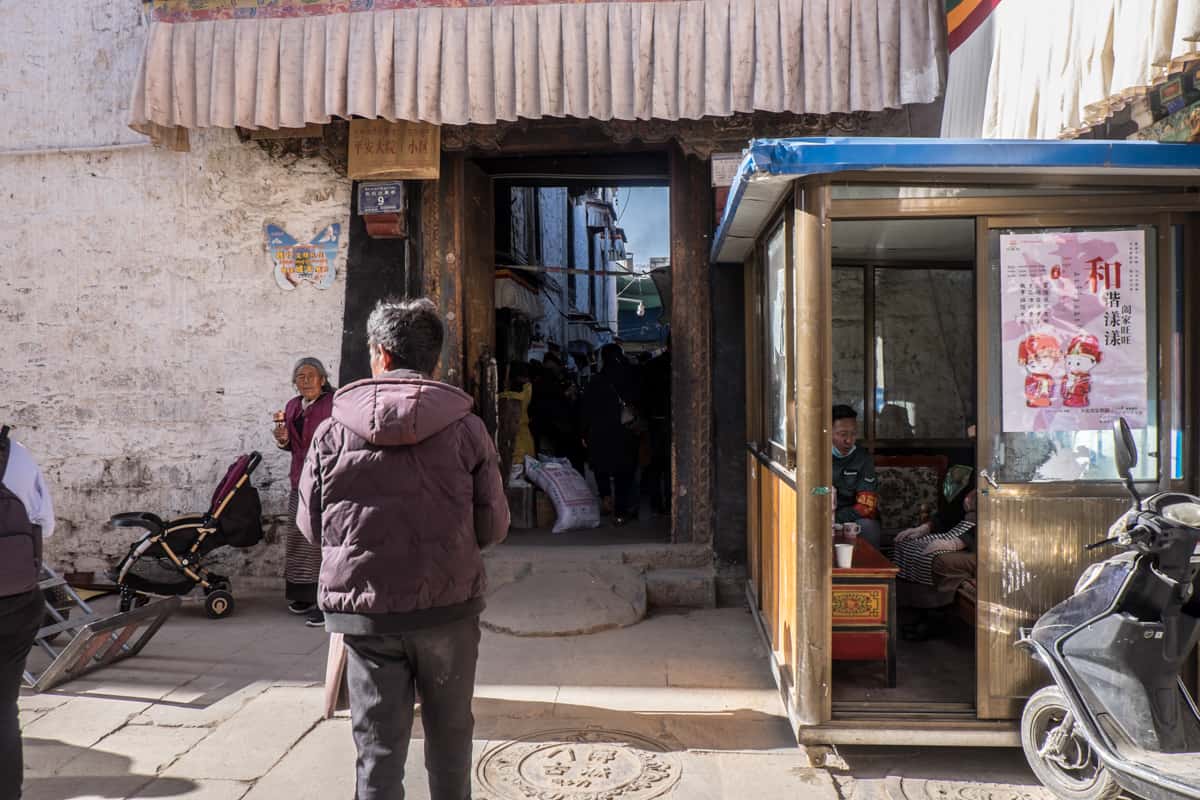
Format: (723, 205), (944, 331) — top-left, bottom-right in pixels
(1021, 686), (1120, 800)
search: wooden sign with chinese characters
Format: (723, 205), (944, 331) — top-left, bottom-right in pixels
(348, 120), (440, 180)
(710, 152), (742, 187)
(710, 152), (742, 226)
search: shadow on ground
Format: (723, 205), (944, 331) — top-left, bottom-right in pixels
(838, 745), (1039, 783)
(22, 739), (197, 800)
(469, 696), (796, 753)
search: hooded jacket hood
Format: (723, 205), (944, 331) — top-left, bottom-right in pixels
(332, 369), (473, 446)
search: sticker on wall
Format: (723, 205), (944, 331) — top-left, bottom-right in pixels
(266, 223), (340, 290)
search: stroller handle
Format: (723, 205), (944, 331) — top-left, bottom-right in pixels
(246, 452), (262, 475)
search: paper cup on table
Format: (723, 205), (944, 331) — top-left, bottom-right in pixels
(835, 543), (855, 569)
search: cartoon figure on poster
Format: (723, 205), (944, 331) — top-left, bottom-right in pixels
(1000, 230), (1147, 433)
(1017, 333), (1062, 408)
(1062, 333), (1101, 408)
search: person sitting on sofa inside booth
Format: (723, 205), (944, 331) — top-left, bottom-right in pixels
(832, 404), (880, 548)
(892, 486), (978, 641)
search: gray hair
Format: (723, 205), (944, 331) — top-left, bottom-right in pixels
(366, 297), (444, 375)
(293, 356), (329, 384)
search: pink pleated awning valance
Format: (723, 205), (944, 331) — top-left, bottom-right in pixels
(129, 0), (947, 136)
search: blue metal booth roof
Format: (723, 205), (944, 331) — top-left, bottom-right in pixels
(711, 137), (1200, 264)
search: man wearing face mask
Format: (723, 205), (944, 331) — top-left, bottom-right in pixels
(832, 405), (880, 548)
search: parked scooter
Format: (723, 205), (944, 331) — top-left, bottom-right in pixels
(1018, 418), (1200, 800)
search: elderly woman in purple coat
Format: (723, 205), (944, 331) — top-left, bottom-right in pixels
(272, 357), (335, 626)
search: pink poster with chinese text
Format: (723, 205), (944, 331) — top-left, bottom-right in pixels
(1000, 229), (1148, 433)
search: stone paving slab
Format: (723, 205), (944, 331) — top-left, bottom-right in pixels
(22, 696), (151, 749)
(679, 751), (838, 800)
(23, 737), (90, 779)
(837, 776), (1053, 800)
(473, 682), (561, 712)
(239, 718), (357, 800)
(44, 674), (196, 706)
(657, 715), (802, 753)
(57, 724), (211, 777)
(470, 725), (831, 800)
(242, 718), (498, 800)
(17, 692), (72, 715)
(128, 678), (271, 728)
(14, 599), (1053, 800)
(553, 685), (783, 716)
(163, 686), (323, 781)
(21, 775), (165, 800)
(131, 778), (251, 800)
(833, 746), (1049, 799)
(665, 651), (774, 689)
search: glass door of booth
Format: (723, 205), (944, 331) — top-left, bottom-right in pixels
(974, 213), (1182, 718)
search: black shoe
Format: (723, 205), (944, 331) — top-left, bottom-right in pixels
(901, 620), (936, 642)
(288, 601), (315, 615)
(305, 609), (325, 628)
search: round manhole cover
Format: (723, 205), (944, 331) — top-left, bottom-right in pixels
(476, 728), (682, 800)
(917, 782), (1050, 800)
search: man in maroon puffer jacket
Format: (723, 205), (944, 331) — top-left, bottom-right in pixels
(297, 297), (509, 800)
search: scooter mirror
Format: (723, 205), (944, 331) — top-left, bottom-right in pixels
(1113, 417), (1138, 482)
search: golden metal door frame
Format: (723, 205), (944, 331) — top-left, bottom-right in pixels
(791, 179), (835, 726)
(763, 181), (1197, 728)
(974, 211), (1178, 719)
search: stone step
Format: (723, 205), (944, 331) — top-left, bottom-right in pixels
(195, 546), (718, 614)
(484, 543), (717, 612)
(645, 567), (717, 609)
(484, 542), (712, 572)
(482, 564), (647, 636)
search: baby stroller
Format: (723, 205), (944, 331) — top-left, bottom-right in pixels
(109, 452), (263, 619)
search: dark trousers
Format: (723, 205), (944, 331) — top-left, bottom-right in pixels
(344, 615), (481, 800)
(1, 589), (43, 800)
(595, 470), (636, 517)
(644, 419), (670, 515)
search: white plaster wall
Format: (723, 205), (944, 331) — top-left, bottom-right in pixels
(0, 1), (351, 580)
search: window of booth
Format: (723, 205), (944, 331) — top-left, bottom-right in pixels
(985, 224), (1159, 483)
(832, 268), (865, 417)
(763, 218), (794, 466)
(831, 218), (976, 445)
(874, 268), (975, 439)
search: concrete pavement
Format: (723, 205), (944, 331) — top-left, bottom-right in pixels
(19, 593), (823, 800)
(18, 591), (1049, 799)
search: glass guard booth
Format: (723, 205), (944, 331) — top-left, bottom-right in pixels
(712, 138), (1200, 745)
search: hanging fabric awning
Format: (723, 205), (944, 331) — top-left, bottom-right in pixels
(942, 0), (1200, 139)
(495, 272), (545, 319)
(129, 0), (946, 137)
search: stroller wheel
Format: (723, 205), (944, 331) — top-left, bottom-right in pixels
(119, 590), (150, 613)
(204, 589), (235, 619)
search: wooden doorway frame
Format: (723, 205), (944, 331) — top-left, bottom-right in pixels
(417, 140), (715, 546)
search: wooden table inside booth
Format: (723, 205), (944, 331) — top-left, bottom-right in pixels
(832, 536), (899, 688)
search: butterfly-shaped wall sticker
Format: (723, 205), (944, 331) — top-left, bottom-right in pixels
(266, 223), (341, 291)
